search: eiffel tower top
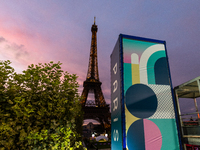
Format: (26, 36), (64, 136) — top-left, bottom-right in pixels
(86, 18), (99, 82)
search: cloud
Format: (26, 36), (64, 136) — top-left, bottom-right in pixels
(5, 43), (29, 60)
(0, 37), (29, 67)
(0, 36), (6, 43)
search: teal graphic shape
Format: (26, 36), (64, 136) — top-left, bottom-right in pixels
(124, 63), (132, 93)
(147, 51), (166, 84)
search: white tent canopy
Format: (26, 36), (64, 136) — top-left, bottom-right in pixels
(95, 135), (108, 142)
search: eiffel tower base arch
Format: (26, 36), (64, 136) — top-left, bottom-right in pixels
(83, 106), (110, 130)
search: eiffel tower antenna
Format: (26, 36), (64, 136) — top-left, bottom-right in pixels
(81, 20), (110, 128)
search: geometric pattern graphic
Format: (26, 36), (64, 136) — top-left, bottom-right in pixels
(125, 83), (162, 150)
(127, 119), (162, 150)
(123, 36), (180, 150)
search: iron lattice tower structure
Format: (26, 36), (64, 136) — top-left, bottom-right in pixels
(81, 19), (110, 128)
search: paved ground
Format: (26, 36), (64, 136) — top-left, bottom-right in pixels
(86, 148), (111, 150)
(87, 147), (111, 150)
(84, 147), (111, 150)
(83, 141), (111, 150)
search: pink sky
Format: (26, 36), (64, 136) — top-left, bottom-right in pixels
(0, 1), (200, 122)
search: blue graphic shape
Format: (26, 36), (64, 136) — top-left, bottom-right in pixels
(127, 119), (145, 150)
(125, 84), (158, 118)
(154, 57), (169, 85)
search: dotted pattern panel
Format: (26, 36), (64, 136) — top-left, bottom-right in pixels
(148, 84), (175, 119)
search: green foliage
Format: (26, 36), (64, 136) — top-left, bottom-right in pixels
(0, 60), (84, 149)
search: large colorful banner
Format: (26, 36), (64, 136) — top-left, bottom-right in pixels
(111, 34), (182, 150)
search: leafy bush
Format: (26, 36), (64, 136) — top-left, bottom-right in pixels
(0, 60), (84, 149)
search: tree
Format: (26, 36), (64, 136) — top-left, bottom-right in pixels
(0, 60), (84, 149)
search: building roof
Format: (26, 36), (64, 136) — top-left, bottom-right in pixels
(174, 76), (200, 98)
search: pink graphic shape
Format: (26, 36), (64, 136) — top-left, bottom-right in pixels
(144, 119), (162, 150)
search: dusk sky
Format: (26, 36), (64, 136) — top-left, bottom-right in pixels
(0, 1), (200, 118)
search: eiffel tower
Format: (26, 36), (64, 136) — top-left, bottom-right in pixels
(81, 19), (110, 128)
